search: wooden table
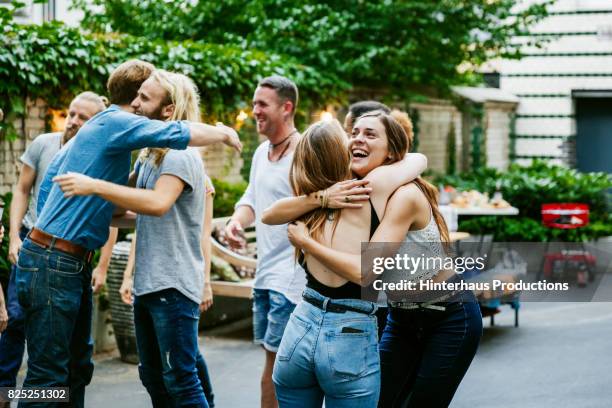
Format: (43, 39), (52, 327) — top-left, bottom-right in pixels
(450, 231), (470, 242)
(451, 206), (519, 216)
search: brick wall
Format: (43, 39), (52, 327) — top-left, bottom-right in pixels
(410, 100), (463, 174)
(200, 144), (244, 183)
(1, 98), (48, 194)
(484, 101), (515, 171)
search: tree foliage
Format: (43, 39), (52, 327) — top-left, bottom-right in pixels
(74, 0), (550, 95)
(0, 1), (343, 139)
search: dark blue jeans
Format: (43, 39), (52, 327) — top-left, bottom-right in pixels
(0, 227), (29, 387)
(14, 237), (94, 408)
(378, 291), (483, 408)
(133, 289), (208, 408)
(196, 352), (215, 408)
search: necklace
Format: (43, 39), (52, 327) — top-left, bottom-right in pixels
(268, 129), (298, 162)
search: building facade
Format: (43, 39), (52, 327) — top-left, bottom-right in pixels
(491, 0), (612, 173)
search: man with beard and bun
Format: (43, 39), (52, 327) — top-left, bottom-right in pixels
(14, 59), (240, 408)
(0, 92), (114, 405)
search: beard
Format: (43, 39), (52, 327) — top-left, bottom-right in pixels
(137, 104), (166, 121)
(62, 125), (78, 143)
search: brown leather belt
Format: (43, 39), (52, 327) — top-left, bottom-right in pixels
(29, 228), (93, 262)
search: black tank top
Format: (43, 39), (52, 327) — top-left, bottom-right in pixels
(300, 200), (380, 299)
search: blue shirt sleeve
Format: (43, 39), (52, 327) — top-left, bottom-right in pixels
(105, 111), (191, 154)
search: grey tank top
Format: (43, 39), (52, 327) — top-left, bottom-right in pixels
(400, 208), (445, 282)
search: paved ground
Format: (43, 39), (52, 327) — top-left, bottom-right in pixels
(13, 301), (612, 407)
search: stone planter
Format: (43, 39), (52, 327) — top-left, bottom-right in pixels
(107, 241), (139, 364)
(92, 292), (116, 354)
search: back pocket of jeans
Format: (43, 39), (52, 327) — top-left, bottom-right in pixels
(327, 331), (369, 378)
(277, 316), (311, 361)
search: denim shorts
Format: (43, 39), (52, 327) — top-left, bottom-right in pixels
(252, 289), (296, 352)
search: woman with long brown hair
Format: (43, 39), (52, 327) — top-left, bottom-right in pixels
(285, 110), (483, 408)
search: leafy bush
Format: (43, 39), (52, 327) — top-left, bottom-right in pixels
(434, 161), (612, 242)
(0, 2), (344, 140)
(211, 178), (248, 218)
(1, 193), (12, 286)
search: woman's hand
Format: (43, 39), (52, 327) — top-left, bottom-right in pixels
(323, 179), (371, 209)
(53, 172), (98, 197)
(288, 221), (310, 250)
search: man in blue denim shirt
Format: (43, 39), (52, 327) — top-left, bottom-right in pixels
(0, 92), (110, 402)
(14, 59), (241, 408)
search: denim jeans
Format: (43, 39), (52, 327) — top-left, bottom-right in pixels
(133, 288), (208, 408)
(273, 288), (380, 408)
(196, 352), (215, 408)
(378, 290), (483, 408)
(0, 227), (29, 387)
(14, 237), (94, 408)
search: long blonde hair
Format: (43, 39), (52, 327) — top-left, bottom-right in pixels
(140, 69), (201, 166)
(289, 120), (352, 244)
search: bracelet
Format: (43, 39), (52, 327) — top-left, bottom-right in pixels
(321, 189), (329, 209)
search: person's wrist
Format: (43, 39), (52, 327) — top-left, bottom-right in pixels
(8, 229), (20, 240)
(227, 217), (241, 228)
(306, 192), (320, 207)
(91, 179), (103, 195)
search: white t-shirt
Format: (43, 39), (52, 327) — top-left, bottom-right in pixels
(236, 141), (306, 304)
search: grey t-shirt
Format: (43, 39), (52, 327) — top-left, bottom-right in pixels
(132, 148), (206, 304)
(20, 132), (62, 229)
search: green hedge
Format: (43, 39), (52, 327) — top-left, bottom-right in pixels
(434, 161), (612, 242)
(0, 4), (344, 141)
(211, 178), (248, 218)
(0, 193), (12, 285)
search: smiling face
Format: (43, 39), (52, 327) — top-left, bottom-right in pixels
(63, 98), (101, 141)
(349, 115), (391, 177)
(130, 77), (173, 120)
(252, 86), (290, 138)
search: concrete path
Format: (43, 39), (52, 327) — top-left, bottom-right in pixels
(12, 302), (612, 407)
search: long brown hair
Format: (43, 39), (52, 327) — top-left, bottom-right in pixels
(359, 110), (450, 245)
(289, 120), (352, 244)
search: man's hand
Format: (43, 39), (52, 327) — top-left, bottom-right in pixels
(224, 219), (246, 249)
(324, 179), (371, 209)
(217, 124), (242, 153)
(91, 266), (107, 294)
(119, 277), (133, 305)
(288, 221), (310, 250)
(200, 285), (213, 313)
(0, 302), (7, 333)
(8, 234), (22, 265)
(53, 172), (98, 198)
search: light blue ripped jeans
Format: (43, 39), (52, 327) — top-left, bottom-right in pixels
(272, 287), (380, 408)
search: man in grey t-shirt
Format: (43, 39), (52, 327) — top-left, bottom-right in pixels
(132, 148), (205, 303)
(1, 92), (110, 390)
